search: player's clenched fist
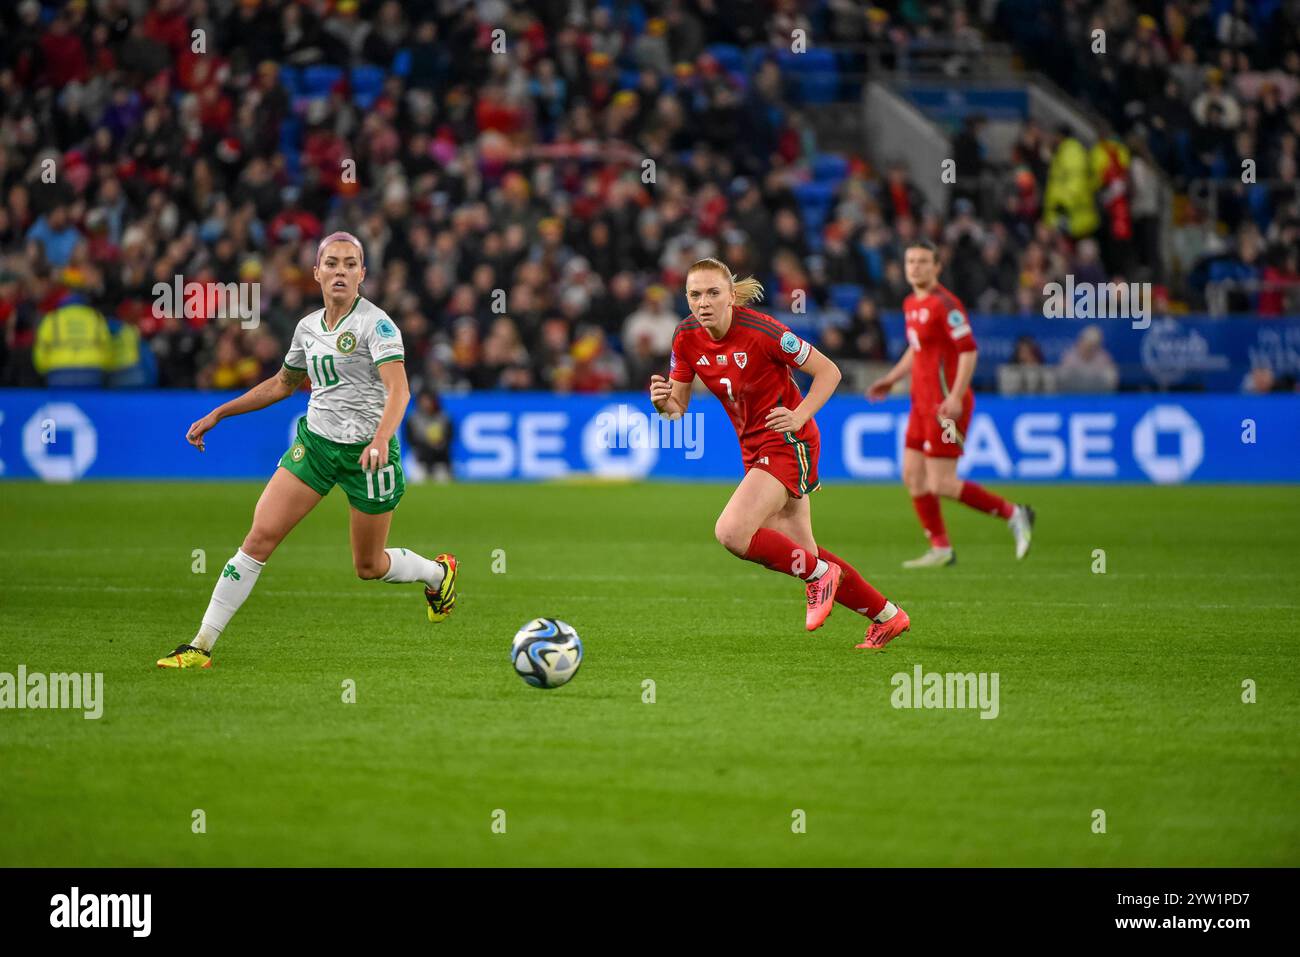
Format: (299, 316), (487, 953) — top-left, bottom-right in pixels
(649, 374), (673, 410)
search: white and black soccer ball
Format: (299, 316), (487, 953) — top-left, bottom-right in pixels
(511, 617), (583, 689)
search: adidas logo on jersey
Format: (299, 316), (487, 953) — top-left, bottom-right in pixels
(696, 355), (709, 365)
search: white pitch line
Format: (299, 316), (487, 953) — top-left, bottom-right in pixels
(3, 583), (1296, 612)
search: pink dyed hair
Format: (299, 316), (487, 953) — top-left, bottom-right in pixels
(315, 231), (365, 268)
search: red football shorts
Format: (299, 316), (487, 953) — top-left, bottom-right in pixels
(745, 432), (821, 498)
(905, 398), (973, 459)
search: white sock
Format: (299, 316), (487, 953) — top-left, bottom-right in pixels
(873, 601), (898, 624)
(381, 547), (445, 589)
(193, 549), (265, 651)
(803, 558), (830, 582)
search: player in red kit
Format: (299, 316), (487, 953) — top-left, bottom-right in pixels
(868, 240), (1034, 567)
(651, 258), (910, 650)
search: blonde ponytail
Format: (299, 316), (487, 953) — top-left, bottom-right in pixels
(686, 257), (765, 306)
(731, 276), (765, 305)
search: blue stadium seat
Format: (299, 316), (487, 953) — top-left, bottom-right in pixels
(775, 48), (802, 77)
(279, 115), (301, 151)
(830, 283), (863, 312)
(618, 69), (640, 90)
(776, 313), (819, 341)
(812, 153), (848, 183)
(1247, 186), (1274, 230)
(625, 2), (647, 35)
(793, 181), (836, 213)
(1207, 260), (1252, 285)
(302, 65), (343, 98)
(707, 44), (745, 75)
(769, 47), (842, 104)
(746, 46), (774, 75)
(351, 65), (385, 109)
(798, 49), (839, 103)
(278, 65), (300, 96)
(279, 148), (302, 183)
(1213, 0), (1279, 31)
(392, 49), (411, 78)
(860, 246), (884, 284)
(800, 76), (842, 104)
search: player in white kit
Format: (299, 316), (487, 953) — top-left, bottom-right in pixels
(157, 232), (457, 669)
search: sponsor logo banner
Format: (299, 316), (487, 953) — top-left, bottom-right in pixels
(1, 391), (1296, 483)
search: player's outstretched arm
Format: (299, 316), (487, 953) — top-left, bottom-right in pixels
(767, 347), (841, 433)
(650, 374), (691, 419)
(185, 366), (306, 452)
(867, 347), (914, 401)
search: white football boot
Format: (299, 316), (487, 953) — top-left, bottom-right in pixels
(1009, 505), (1035, 559)
(902, 546), (956, 569)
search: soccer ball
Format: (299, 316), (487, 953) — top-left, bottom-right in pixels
(511, 617), (583, 689)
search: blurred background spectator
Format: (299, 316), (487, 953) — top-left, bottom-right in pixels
(404, 387), (454, 481)
(1057, 324), (1119, 393)
(997, 333), (1055, 395)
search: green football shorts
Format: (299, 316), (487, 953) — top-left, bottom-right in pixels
(279, 417), (405, 514)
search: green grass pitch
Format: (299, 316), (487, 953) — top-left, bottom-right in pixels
(1, 480), (1296, 866)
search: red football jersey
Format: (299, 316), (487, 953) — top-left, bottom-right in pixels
(903, 283), (976, 405)
(669, 305), (819, 454)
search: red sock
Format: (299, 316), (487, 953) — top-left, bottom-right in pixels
(911, 493), (950, 548)
(816, 546), (888, 618)
(958, 481), (1014, 519)
(743, 528), (813, 579)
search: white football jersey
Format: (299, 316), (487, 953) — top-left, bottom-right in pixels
(283, 295), (405, 444)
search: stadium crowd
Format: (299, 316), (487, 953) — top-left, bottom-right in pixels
(1, 0), (1296, 396)
(998, 0), (1300, 314)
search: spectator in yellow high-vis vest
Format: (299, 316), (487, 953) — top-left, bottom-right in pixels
(106, 316), (156, 388)
(1041, 126), (1100, 240)
(32, 300), (111, 388)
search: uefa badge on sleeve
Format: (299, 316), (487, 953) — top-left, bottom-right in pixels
(780, 331), (811, 364)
